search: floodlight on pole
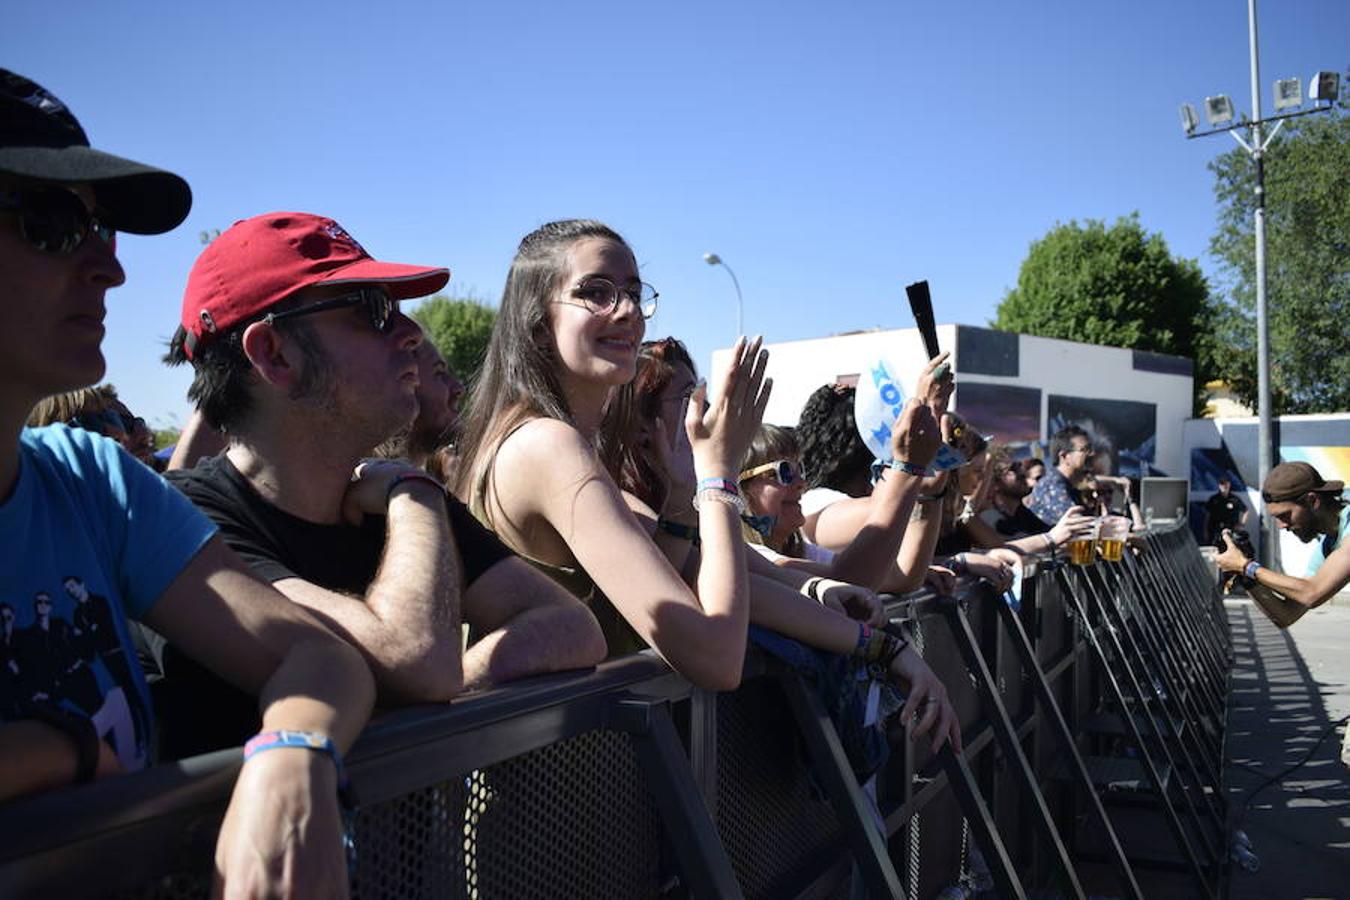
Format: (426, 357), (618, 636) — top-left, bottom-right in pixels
(1273, 77), (1302, 110)
(1176, 0), (1339, 568)
(1180, 103), (1199, 135)
(703, 252), (744, 338)
(1204, 95), (1235, 125)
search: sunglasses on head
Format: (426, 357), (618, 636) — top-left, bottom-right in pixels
(739, 459), (803, 486)
(0, 185), (115, 255)
(263, 285), (397, 334)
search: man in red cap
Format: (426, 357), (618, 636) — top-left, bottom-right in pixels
(0, 69), (375, 896)
(1216, 461), (1350, 629)
(159, 212), (604, 752)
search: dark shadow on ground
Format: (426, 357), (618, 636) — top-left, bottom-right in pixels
(1224, 601), (1350, 900)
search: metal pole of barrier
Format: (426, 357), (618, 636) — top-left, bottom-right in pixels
(934, 743), (1028, 900)
(1127, 543), (1227, 710)
(1054, 567), (1217, 897)
(990, 583), (1145, 900)
(937, 591), (1087, 899)
(1085, 565), (1227, 829)
(610, 698), (745, 900)
(1115, 556), (1225, 739)
(775, 672), (906, 899)
(1073, 565), (1223, 868)
(1107, 559), (1226, 773)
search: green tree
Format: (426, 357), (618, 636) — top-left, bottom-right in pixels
(1207, 112), (1349, 414)
(993, 214), (1217, 412)
(152, 427), (180, 450)
(411, 294), (497, 382)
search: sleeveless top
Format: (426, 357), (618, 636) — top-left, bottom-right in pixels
(468, 419), (648, 659)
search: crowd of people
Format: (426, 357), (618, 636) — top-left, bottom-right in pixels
(17, 65), (1342, 896)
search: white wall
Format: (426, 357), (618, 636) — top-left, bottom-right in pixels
(711, 325), (1194, 475)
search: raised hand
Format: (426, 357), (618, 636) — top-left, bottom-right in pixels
(685, 336), (772, 479)
(888, 398), (941, 470)
(914, 351), (955, 415)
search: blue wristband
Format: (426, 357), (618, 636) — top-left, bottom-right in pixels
(1243, 560), (1261, 580)
(244, 730), (350, 803)
(696, 477), (739, 495)
(870, 458), (935, 481)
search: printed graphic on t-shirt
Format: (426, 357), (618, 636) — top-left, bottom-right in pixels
(1, 575), (149, 771)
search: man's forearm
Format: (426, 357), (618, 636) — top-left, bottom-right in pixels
(1245, 581), (1310, 629)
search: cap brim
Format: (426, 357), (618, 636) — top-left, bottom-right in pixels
(317, 259), (450, 300)
(0, 145), (191, 234)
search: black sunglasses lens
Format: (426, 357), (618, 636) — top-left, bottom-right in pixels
(368, 289), (394, 332)
(21, 190), (92, 254)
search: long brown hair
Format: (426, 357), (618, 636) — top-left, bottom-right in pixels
(453, 219), (633, 521)
(614, 337), (697, 512)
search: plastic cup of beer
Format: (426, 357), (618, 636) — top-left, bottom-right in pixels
(1097, 516), (1130, 562)
(1067, 519), (1098, 566)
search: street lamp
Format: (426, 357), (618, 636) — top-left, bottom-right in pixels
(1177, 0), (1340, 565)
(703, 252), (744, 338)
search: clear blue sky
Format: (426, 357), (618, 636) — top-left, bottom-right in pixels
(9, 0), (1348, 428)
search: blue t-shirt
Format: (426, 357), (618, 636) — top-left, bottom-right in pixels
(1306, 502), (1350, 577)
(0, 425), (217, 771)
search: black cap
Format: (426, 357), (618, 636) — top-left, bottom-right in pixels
(0, 69), (191, 235)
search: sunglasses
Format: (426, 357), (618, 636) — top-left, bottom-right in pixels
(0, 186), (115, 255)
(739, 459), (803, 486)
(264, 286), (397, 334)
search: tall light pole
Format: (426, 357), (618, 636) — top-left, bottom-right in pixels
(703, 252), (744, 337)
(1177, 0), (1340, 564)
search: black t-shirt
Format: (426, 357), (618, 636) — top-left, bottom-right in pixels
(986, 503), (1051, 539)
(152, 454), (513, 758)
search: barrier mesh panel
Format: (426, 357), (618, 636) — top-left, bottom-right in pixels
(716, 677), (845, 899)
(463, 728), (663, 899)
(115, 729), (662, 900)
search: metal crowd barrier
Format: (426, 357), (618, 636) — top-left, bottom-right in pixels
(0, 523), (1231, 899)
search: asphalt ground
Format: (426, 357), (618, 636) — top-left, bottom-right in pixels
(1223, 598), (1350, 900)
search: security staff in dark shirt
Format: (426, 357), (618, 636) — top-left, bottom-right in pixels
(1204, 476), (1248, 547)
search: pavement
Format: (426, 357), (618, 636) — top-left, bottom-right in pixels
(1224, 598), (1350, 900)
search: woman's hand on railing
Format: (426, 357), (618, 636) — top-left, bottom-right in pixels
(891, 648), (963, 753)
(817, 579), (887, 627)
(924, 564), (957, 596)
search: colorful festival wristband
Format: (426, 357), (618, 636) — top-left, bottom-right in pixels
(244, 730), (351, 805)
(696, 477), (740, 495)
(1243, 560), (1261, 580)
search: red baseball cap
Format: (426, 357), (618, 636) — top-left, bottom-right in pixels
(180, 211), (449, 359)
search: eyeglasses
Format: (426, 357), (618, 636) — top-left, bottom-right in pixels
(1072, 445), (1094, 455)
(739, 459), (804, 486)
(264, 286), (397, 334)
(561, 277), (659, 319)
(0, 186), (114, 255)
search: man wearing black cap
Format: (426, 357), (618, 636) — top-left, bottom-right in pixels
(1216, 461), (1350, 629)
(1, 69), (375, 897)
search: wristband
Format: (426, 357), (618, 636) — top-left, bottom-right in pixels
(1243, 560), (1261, 580)
(385, 471), (445, 505)
(22, 702), (99, 784)
(1043, 533), (1055, 552)
(656, 516), (700, 545)
(696, 477), (739, 494)
(870, 458), (936, 482)
(854, 623), (873, 653)
(948, 552), (969, 576)
(872, 633), (909, 679)
(244, 730), (351, 807)
(802, 576), (825, 602)
(693, 487), (747, 515)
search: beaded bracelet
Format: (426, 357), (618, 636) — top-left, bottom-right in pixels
(693, 487), (747, 515)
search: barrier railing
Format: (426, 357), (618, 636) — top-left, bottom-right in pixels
(0, 523), (1230, 899)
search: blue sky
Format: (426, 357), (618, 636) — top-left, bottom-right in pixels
(9, 0), (1347, 427)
